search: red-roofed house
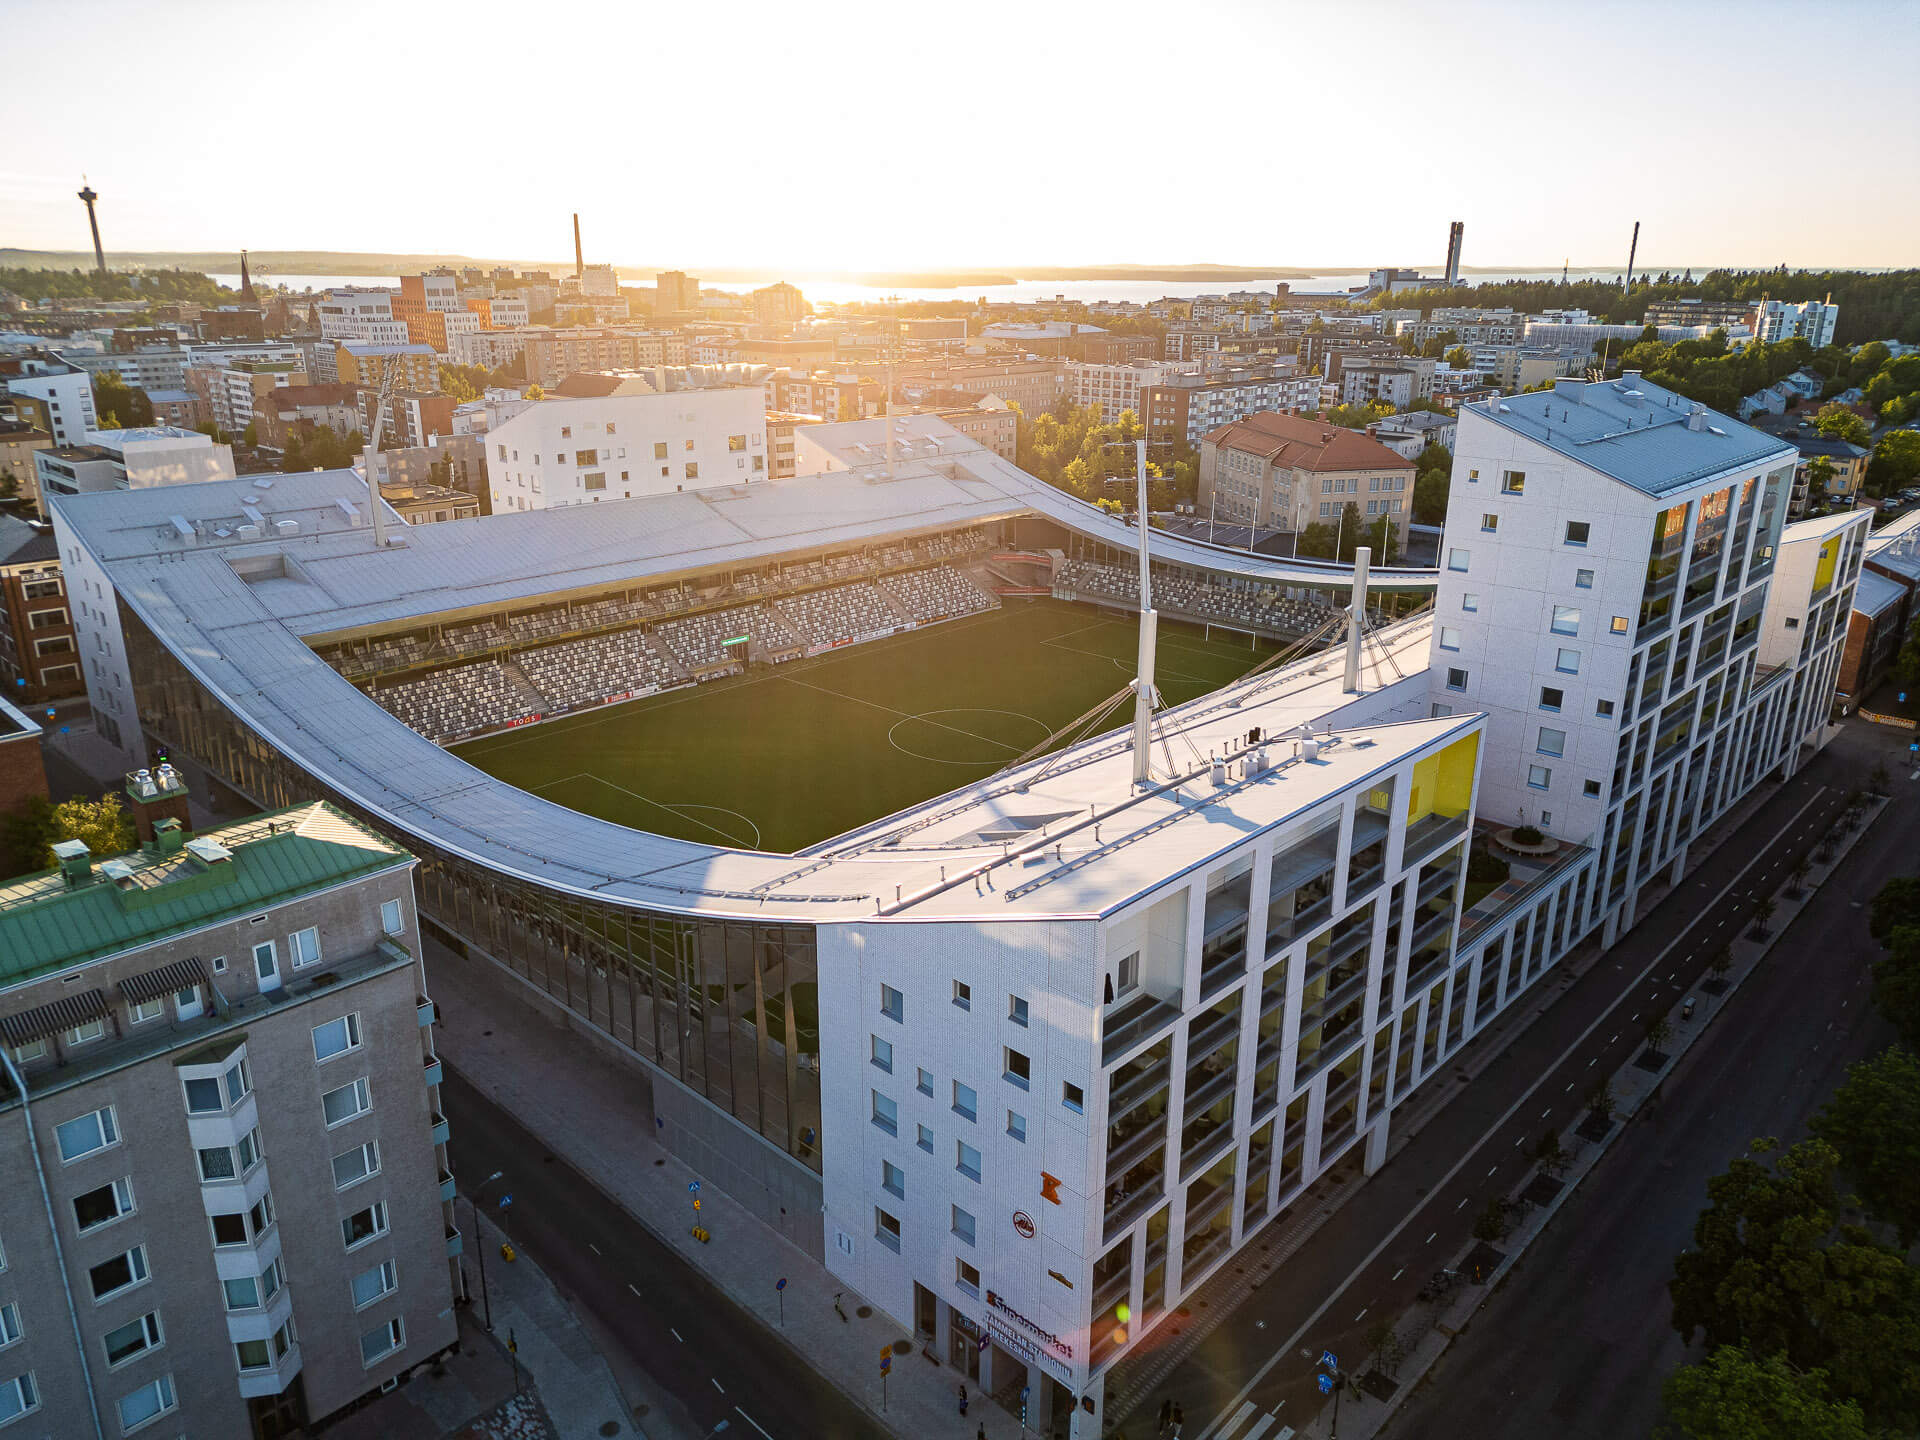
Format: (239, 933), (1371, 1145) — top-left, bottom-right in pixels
(1199, 411), (1415, 542)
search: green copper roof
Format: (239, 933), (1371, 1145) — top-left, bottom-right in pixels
(0, 802), (412, 990)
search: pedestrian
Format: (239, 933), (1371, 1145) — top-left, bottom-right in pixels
(1158, 1399), (1172, 1437)
(977, 1427), (987, 1440)
(959, 1383), (969, 1416)
(1171, 1402), (1184, 1438)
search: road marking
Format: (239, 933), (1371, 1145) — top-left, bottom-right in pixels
(713, 1378), (727, 1394)
(1354, 1308), (1368, 1323)
(1391, 1267), (1404, 1281)
(1457, 1196), (1469, 1209)
(1226, 1402), (1255, 1435)
(1541, 1108), (1553, 1118)
(1425, 1232), (1436, 1244)
(589, 1243), (601, 1256)
(1243, 1415), (1281, 1440)
(1191, 786), (1830, 1440)
(671, 1327), (684, 1342)
(628, 1283), (641, 1297)
(1565, 1082), (1574, 1092)
(735, 1409), (774, 1440)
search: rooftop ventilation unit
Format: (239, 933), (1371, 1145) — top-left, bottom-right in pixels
(275, 519), (300, 535)
(167, 515), (195, 541)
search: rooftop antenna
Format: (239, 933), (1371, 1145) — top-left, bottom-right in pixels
(1130, 438), (1159, 787)
(1623, 220), (1640, 294)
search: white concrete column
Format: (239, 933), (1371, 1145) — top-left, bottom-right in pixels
(1069, 1378), (1102, 1440)
(1363, 1112), (1390, 1176)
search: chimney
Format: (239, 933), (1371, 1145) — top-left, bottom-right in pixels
(52, 838), (95, 889)
(1686, 404), (1709, 432)
(126, 765), (191, 844)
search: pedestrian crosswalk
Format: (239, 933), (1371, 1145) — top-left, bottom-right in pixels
(1212, 1400), (1292, 1440)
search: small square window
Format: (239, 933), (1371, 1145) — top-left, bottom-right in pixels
(956, 1259), (981, 1296)
(1784, 616), (1800, 630)
(1596, 698), (1616, 718)
(1527, 764), (1552, 790)
(881, 1160), (905, 1199)
(1007, 1110), (1027, 1142)
(1467, 468), (1480, 483)
(380, 899), (404, 936)
(1447, 548), (1470, 572)
(1063, 1081), (1085, 1114)
(1565, 521), (1591, 546)
(1461, 593), (1479, 612)
(1555, 648), (1581, 674)
(1551, 606), (1580, 636)
(1537, 727), (1566, 757)
(879, 984), (903, 1022)
(1584, 779), (1602, 797)
(871, 1090), (898, 1135)
(1004, 1048), (1031, 1089)
(916, 1067), (933, 1097)
(870, 1034), (893, 1073)
(1540, 687), (1564, 711)
(1501, 470), (1525, 495)
(1439, 626), (1461, 651)
(952, 1204), (977, 1244)
(1610, 616), (1630, 635)
(874, 1207), (901, 1252)
(916, 1123), (934, 1154)
(1575, 568), (1595, 589)
(956, 1141), (982, 1182)
(953, 1082), (977, 1122)
(1480, 513), (1498, 532)
(952, 980), (971, 1011)
(1008, 995), (1029, 1027)
(1445, 667), (1468, 692)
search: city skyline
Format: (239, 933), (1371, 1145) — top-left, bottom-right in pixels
(2, 0), (1916, 273)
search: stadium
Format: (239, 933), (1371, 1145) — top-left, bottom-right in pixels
(51, 384), (1858, 1435)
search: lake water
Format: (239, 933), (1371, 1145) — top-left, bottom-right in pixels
(207, 266), (1675, 307)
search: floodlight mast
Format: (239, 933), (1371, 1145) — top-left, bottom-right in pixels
(1130, 439), (1157, 788)
(359, 355), (406, 549)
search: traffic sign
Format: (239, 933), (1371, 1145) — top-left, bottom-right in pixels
(693, 1198), (702, 1211)
(689, 1181), (701, 1193)
(1319, 1350), (1338, 1371)
(978, 1331), (990, 1352)
(880, 1354), (892, 1375)
(776, 1278), (787, 1291)
(498, 1194), (513, 1209)
(1317, 1373), (1333, 1395)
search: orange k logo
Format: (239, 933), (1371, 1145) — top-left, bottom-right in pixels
(1040, 1172), (1062, 1205)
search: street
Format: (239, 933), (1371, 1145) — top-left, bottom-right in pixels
(441, 1067), (892, 1440)
(1382, 724), (1906, 1439)
(1121, 733), (1873, 1440)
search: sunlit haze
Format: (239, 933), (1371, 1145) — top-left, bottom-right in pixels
(4, 0), (1915, 277)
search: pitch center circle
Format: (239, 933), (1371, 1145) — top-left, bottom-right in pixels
(887, 707), (1054, 765)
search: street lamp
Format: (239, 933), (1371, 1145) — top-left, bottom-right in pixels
(472, 1170), (505, 1333)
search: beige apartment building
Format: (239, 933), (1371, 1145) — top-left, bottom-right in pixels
(1199, 411), (1416, 542)
(0, 778), (459, 1439)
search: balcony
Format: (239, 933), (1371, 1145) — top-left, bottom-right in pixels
(1417, 863), (1461, 909)
(430, 1112), (451, 1146)
(1103, 1175), (1167, 1242)
(1103, 991), (1182, 1067)
(1093, 1266), (1130, 1316)
(417, 997), (437, 1028)
(1106, 1117), (1168, 1176)
(1182, 1062), (1236, 1118)
(1186, 1007), (1239, 1065)
(1181, 1119), (1236, 1180)
(1108, 1057), (1171, 1125)
(1404, 811), (1469, 862)
(1183, 1176), (1234, 1236)
(439, 1169), (457, 1204)
(1408, 908), (1455, 955)
(446, 1224), (464, 1259)
(1297, 968), (1367, 1033)
(423, 1055), (444, 1088)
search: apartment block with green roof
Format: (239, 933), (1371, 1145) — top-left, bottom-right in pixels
(0, 775), (458, 1439)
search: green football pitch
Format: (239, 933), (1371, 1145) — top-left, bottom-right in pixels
(452, 599), (1278, 854)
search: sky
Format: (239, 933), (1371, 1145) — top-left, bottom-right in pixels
(3, 0), (1916, 277)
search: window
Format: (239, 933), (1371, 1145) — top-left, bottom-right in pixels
(879, 1159), (905, 1199)
(289, 927), (321, 969)
(728, 433), (747, 452)
(1540, 687), (1564, 711)
(916, 1123), (934, 1154)
(1565, 521), (1591, 546)
(1784, 616), (1800, 630)
(1584, 779), (1603, 797)
(1575, 568), (1595, 589)
(870, 1034), (893, 1073)
(952, 980), (971, 1011)
(198, 1145), (237, 1182)
(1007, 1110), (1027, 1142)
(211, 1212), (248, 1247)
(1447, 548), (1470, 572)
(909, 1064), (931, 1096)
(237, 1128), (261, 1172)
(1009, 995), (1029, 1027)
(1445, 667), (1468, 692)
(684, 462), (698, 480)
(342, 1201), (389, 1251)
(1537, 728), (1566, 757)
(224, 1059), (250, 1106)
(116, 1373), (176, 1431)
(1461, 593), (1479, 612)
(0, 1305), (18, 1348)
(1115, 952), (1140, 997)
(1467, 468), (1480, 483)
(184, 1077), (224, 1114)
(56, 1107), (118, 1163)
(871, 1090), (898, 1136)
(73, 1179), (134, 1234)
(1555, 648), (1581, 674)
(1610, 616), (1630, 635)
(1596, 698), (1616, 718)
(128, 998), (164, 1025)
(63, 1018), (104, 1047)
(224, 1274), (261, 1311)
(952, 1082), (977, 1122)
(99, 1310), (163, 1371)
(1480, 513), (1498, 532)
(874, 1207), (901, 1253)
(1551, 606), (1580, 636)
(88, 1246), (149, 1301)
(313, 1012), (362, 1062)
(1004, 1048), (1031, 1089)
(380, 899), (404, 936)
(879, 984), (903, 1022)
(584, 472), (607, 491)
(653, 442), (668, 460)
(351, 1260), (398, 1310)
(332, 1140), (381, 1190)
(1438, 626), (1461, 651)
(956, 1258), (981, 1295)
(952, 1205), (977, 1245)
(957, 1141), (982, 1182)
(1527, 765), (1552, 790)
(0, 1374), (34, 1426)
(250, 1192), (275, 1238)
(1063, 1081), (1085, 1114)
(323, 1077), (372, 1127)
(360, 1317), (404, 1367)
(1501, 470), (1525, 494)
(236, 1337), (276, 1372)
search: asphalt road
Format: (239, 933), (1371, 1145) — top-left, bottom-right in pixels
(440, 1068), (892, 1440)
(1130, 737), (1869, 1440)
(1382, 724), (1906, 1440)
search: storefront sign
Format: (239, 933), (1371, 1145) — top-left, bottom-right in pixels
(986, 1290), (1073, 1360)
(1012, 1211), (1036, 1239)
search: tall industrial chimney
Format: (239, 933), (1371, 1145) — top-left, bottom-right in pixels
(77, 178), (106, 275)
(573, 212), (584, 278)
(1444, 221), (1464, 286)
(1624, 220), (1640, 293)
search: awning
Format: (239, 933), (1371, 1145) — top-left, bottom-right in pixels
(0, 989), (112, 1047)
(117, 956), (207, 1006)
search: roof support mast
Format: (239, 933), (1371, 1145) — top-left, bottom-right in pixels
(1130, 438), (1158, 787)
(1343, 544), (1371, 692)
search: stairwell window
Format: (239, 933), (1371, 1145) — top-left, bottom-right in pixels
(1555, 648), (1581, 674)
(1527, 765), (1552, 790)
(874, 1207), (901, 1253)
(1551, 606), (1580, 636)
(1501, 470), (1525, 495)
(1439, 627), (1461, 651)
(1537, 728), (1566, 757)
(1004, 1048), (1031, 1090)
(1565, 521), (1591, 546)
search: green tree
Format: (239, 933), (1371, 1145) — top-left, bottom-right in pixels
(1810, 1047), (1920, 1248)
(91, 370), (155, 430)
(524, 382), (546, 401)
(241, 422), (258, 448)
(39, 793), (136, 868)
(438, 362), (490, 403)
(1813, 403), (1871, 446)
(1444, 345), (1473, 370)
(1472, 1196), (1513, 1243)
(1872, 925), (1920, 1050)
(1868, 877), (1920, 944)
(1803, 456), (1835, 504)
(0, 794), (57, 878)
(1868, 430), (1920, 494)
(0, 468), (17, 502)
(1658, 1346), (1869, 1440)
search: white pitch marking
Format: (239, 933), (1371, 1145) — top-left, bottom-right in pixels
(713, 1378), (726, 1394)
(736, 1409), (775, 1440)
(671, 1327), (684, 1342)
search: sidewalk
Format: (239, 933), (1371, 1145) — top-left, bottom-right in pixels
(429, 940), (1032, 1440)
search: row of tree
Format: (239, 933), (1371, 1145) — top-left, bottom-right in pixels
(1011, 401), (1198, 506)
(1657, 871), (1920, 1438)
(1, 266), (233, 306)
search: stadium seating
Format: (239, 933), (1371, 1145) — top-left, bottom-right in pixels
(515, 629), (685, 710)
(776, 583), (900, 644)
(656, 603), (804, 670)
(368, 662), (540, 741)
(879, 565), (996, 623)
(1052, 558), (1369, 637)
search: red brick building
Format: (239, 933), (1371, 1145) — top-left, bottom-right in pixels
(0, 514), (82, 704)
